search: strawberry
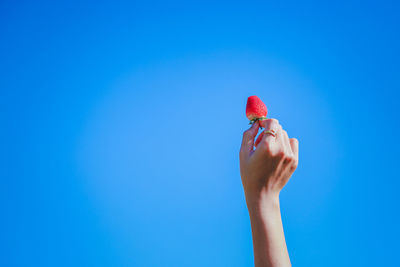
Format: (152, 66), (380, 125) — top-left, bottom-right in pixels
(246, 96), (268, 124)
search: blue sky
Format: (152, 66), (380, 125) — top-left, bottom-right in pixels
(1, 1), (400, 266)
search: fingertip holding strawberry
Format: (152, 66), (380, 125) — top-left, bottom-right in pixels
(249, 117), (267, 125)
(250, 120), (259, 129)
(246, 95), (268, 127)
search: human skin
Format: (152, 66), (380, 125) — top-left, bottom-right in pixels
(239, 119), (299, 267)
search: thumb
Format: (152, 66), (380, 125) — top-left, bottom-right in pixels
(240, 121), (259, 158)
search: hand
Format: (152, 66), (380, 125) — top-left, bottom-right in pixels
(239, 119), (299, 201)
(240, 118), (298, 267)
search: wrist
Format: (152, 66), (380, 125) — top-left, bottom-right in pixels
(245, 190), (280, 216)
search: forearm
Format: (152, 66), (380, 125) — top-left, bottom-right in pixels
(246, 192), (291, 267)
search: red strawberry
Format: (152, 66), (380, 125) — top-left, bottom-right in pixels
(246, 96), (268, 124)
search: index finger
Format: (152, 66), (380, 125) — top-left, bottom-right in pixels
(240, 121), (260, 158)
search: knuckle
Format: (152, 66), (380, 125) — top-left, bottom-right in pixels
(282, 153), (295, 164)
(268, 118), (279, 124)
(290, 160), (298, 171)
(275, 150), (285, 159)
(293, 159), (298, 167)
(261, 138), (272, 149)
(265, 118), (280, 129)
(258, 140), (273, 154)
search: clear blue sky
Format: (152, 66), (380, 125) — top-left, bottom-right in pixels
(1, 1), (400, 266)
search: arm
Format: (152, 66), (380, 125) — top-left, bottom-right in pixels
(239, 119), (299, 267)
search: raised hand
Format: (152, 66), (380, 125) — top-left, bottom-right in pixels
(239, 118), (298, 267)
